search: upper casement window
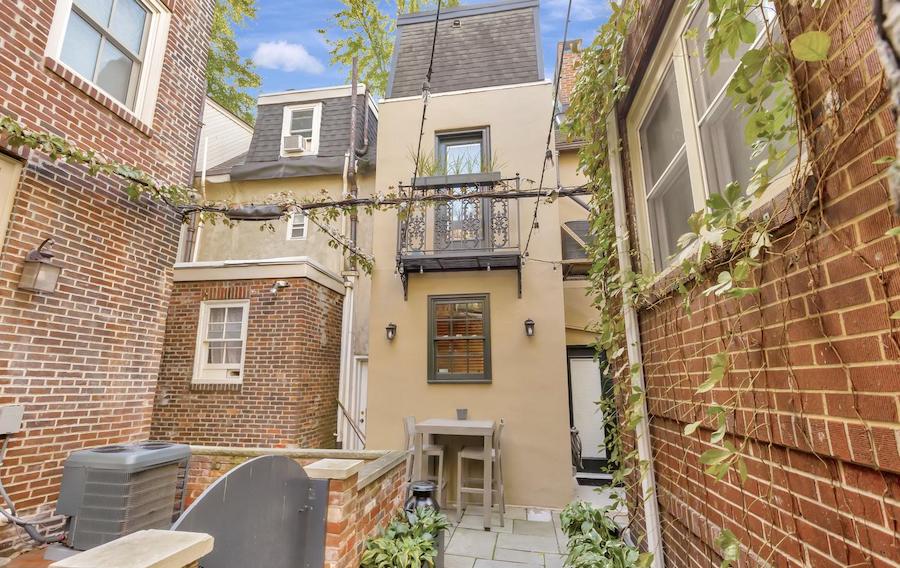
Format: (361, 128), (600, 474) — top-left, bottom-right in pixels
(286, 211), (307, 240)
(193, 300), (250, 384)
(628, 1), (791, 272)
(46, 0), (171, 124)
(281, 103), (322, 156)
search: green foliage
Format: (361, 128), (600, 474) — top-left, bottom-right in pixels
(321, 0), (460, 96)
(715, 529), (742, 567)
(560, 501), (652, 568)
(789, 30), (831, 61)
(361, 508), (450, 568)
(207, 0), (261, 124)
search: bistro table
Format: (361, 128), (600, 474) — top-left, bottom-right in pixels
(413, 418), (496, 530)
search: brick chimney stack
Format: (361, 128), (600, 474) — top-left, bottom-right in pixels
(556, 39), (583, 106)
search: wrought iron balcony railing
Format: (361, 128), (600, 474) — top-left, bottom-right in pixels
(396, 173), (523, 298)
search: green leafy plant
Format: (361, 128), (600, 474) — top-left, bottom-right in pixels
(360, 507), (450, 568)
(560, 501), (652, 568)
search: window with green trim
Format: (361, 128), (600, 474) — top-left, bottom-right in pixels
(428, 295), (491, 383)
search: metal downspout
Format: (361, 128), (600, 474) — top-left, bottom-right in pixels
(337, 59), (362, 448)
(606, 112), (665, 566)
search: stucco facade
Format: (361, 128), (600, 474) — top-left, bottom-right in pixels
(366, 81), (576, 507)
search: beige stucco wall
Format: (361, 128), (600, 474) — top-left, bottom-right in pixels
(366, 82), (574, 508)
(193, 172), (375, 356)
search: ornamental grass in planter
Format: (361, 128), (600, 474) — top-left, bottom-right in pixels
(360, 507), (450, 568)
(560, 501), (653, 568)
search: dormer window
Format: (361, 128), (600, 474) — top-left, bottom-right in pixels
(281, 103), (322, 156)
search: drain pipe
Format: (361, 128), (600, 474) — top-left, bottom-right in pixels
(606, 112), (665, 567)
(337, 58), (362, 449)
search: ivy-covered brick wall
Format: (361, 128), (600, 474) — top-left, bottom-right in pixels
(617, 1), (900, 567)
(0, 0), (212, 555)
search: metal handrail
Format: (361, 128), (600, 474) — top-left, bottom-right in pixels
(336, 399), (366, 446)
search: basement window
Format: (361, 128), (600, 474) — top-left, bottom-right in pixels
(428, 295), (491, 383)
(193, 300), (250, 384)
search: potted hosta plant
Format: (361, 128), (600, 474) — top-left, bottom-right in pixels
(360, 507), (450, 568)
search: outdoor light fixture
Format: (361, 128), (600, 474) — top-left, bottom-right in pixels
(386, 323), (397, 341)
(18, 238), (61, 294)
(524, 319), (535, 337)
(270, 280), (289, 295)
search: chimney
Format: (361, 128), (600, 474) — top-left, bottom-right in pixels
(556, 39), (583, 107)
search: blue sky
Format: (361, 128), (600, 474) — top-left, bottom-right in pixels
(238, 0), (611, 97)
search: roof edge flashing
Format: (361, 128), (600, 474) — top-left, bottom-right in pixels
(396, 0), (539, 25)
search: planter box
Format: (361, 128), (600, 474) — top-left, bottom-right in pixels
(411, 171), (502, 189)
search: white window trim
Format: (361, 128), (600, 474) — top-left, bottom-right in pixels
(44, 0), (172, 127)
(280, 103), (323, 157)
(192, 299), (250, 385)
(626, 0), (796, 275)
(286, 211), (308, 240)
(0, 155), (23, 253)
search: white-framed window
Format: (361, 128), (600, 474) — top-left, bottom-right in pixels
(193, 300), (250, 384)
(281, 103), (322, 156)
(45, 0), (171, 124)
(287, 211), (307, 240)
(627, 0), (791, 272)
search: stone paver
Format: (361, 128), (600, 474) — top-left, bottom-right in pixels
(544, 553), (565, 568)
(512, 519), (557, 538)
(495, 533), (560, 554)
(458, 513), (513, 533)
(473, 561), (527, 568)
(492, 547), (544, 564)
(445, 555), (476, 568)
(447, 528), (497, 558)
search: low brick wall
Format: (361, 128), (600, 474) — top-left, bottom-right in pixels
(183, 446), (408, 567)
(322, 454), (407, 568)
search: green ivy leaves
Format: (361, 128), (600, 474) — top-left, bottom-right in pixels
(715, 529), (742, 568)
(790, 30), (832, 62)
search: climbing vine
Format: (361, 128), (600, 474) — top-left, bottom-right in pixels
(567, 0), (897, 566)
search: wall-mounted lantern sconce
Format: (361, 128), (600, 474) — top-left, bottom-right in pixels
(18, 238), (61, 294)
(524, 318), (535, 337)
(386, 323), (397, 341)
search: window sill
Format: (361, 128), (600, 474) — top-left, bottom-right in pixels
(638, 173), (816, 307)
(189, 381), (243, 392)
(428, 378), (492, 384)
(45, 57), (153, 137)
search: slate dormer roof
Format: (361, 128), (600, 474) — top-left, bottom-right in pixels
(230, 85), (378, 182)
(387, 0), (544, 99)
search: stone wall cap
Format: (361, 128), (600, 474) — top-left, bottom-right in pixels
(50, 529), (213, 568)
(304, 458), (365, 480)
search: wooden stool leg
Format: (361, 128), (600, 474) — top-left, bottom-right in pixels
(436, 451), (444, 507)
(456, 453), (463, 523)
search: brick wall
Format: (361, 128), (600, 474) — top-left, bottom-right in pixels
(616, 1), (900, 567)
(151, 278), (343, 448)
(0, 0), (211, 554)
(183, 449), (407, 568)
(557, 39), (582, 107)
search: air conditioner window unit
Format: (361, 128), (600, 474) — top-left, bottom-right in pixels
(283, 135), (308, 153)
(56, 441), (191, 551)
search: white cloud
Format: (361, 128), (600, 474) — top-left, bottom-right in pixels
(252, 41), (324, 74)
(546, 0), (611, 22)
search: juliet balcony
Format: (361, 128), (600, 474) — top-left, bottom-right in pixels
(396, 173), (522, 298)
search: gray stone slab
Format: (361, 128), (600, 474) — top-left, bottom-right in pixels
(447, 528), (497, 558)
(446, 555), (477, 568)
(496, 533), (560, 554)
(544, 553), (565, 568)
(464, 505), (527, 520)
(458, 514), (513, 534)
(513, 519), (557, 538)
(474, 561), (531, 568)
(493, 547), (544, 564)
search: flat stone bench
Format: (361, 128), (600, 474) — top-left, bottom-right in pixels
(49, 530), (213, 568)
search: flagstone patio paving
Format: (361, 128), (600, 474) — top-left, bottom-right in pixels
(444, 486), (622, 567)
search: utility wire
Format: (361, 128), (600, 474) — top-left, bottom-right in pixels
(522, 0), (573, 259)
(401, 0), (444, 250)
